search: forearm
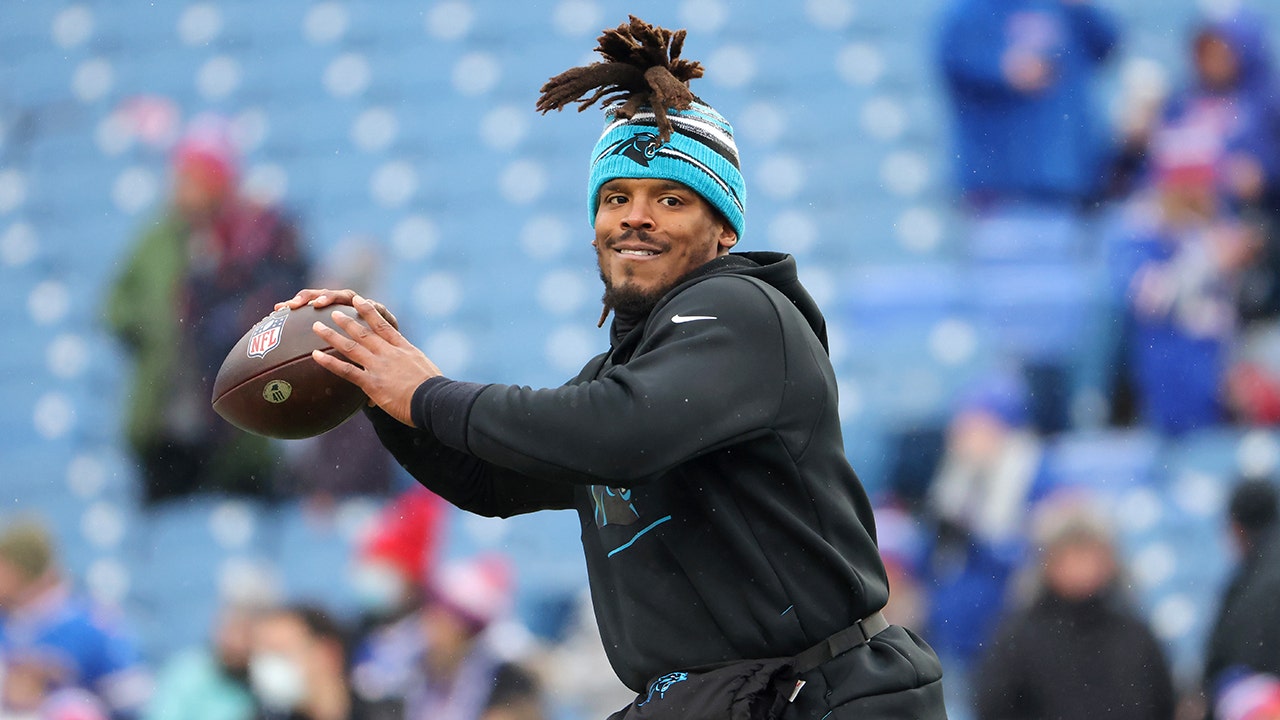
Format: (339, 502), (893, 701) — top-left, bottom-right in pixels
(418, 278), (787, 485)
(365, 408), (575, 517)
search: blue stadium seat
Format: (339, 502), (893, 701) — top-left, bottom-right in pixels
(1038, 429), (1161, 499)
(966, 263), (1104, 365)
(268, 500), (366, 617)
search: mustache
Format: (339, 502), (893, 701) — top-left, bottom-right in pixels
(604, 229), (667, 250)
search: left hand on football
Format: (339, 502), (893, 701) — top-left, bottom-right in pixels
(309, 294), (441, 426)
(276, 288), (400, 331)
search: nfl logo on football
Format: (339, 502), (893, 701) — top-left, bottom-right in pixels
(247, 313), (287, 359)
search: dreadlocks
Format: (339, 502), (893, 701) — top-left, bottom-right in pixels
(536, 15), (704, 143)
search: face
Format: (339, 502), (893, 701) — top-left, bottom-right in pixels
(253, 613), (310, 665)
(214, 607), (256, 675)
(593, 178), (737, 316)
(421, 602), (478, 666)
(1, 661), (53, 713)
(1196, 33), (1239, 91)
(172, 158), (228, 225)
(249, 613), (328, 710)
(1044, 537), (1116, 601)
(948, 410), (1009, 467)
(0, 558), (29, 610)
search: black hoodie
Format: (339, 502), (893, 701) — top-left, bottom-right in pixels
(367, 251), (889, 692)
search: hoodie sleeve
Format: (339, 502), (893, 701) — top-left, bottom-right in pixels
(365, 407), (576, 517)
(425, 275), (788, 486)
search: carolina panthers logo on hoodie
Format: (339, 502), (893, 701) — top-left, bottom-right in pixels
(590, 485), (640, 527)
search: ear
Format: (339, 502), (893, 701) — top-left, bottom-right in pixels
(717, 223), (738, 253)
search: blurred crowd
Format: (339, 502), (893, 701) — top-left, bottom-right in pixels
(0, 485), (635, 720)
(908, 1), (1280, 719)
(6, 1), (1280, 719)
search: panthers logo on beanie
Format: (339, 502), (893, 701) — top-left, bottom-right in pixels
(610, 132), (664, 167)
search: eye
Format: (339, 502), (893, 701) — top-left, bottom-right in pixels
(603, 194), (627, 205)
(659, 195), (682, 207)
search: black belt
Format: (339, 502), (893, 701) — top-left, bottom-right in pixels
(791, 610), (890, 675)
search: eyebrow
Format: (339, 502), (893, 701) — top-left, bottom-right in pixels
(599, 180), (691, 193)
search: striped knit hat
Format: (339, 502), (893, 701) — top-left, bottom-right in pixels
(538, 16), (747, 240)
(588, 102), (746, 240)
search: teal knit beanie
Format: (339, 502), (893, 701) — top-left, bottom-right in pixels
(588, 102), (746, 240)
(537, 16), (747, 240)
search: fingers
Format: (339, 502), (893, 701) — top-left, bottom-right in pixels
(312, 320), (368, 365)
(276, 288), (328, 310)
(274, 288), (360, 311)
(352, 294), (403, 342)
(311, 348), (362, 382)
(372, 301), (399, 331)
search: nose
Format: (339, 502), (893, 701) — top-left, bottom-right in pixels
(621, 200), (655, 231)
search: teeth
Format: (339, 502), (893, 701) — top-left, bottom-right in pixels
(618, 249), (657, 256)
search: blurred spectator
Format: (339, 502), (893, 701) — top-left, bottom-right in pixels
(144, 591), (277, 720)
(280, 237), (396, 502)
(974, 496), (1176, 720)
(0, 519), (151, 719)
(351, 555), (543, 720)
(1227, 323), (1280, 425)
(1203, 479), (1280, 719)
(3, 652), (111, 720)
(527, 591), (635, 720)
(1164, 9), (1280, 325)
(1213, 668), (1280, 720)
(1113, 132), (1255, 434)
(937, 0), (1119, 214)
(248, 604), (396, 720)
(1159, 9), (1280, 209)
(348, 487), (448, 635)
(873, 504), (929, 632)
(924, 372), (1046, 668)
(107, 114), (309, 504)
(937, 0), (1121, 434)
(1106, 57), (1172, 200)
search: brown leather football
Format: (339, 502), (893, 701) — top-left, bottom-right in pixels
(212, 304), (369, 439)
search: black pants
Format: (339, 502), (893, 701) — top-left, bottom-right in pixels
(783, 625), (948, 719)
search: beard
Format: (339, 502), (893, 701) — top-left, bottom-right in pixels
(600, 270), (666, 319)
(597, 229), (672, 319)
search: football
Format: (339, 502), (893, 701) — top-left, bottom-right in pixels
(211, 304), (369, 439)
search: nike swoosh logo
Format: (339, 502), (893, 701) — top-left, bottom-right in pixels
(671, 314), (718, 324)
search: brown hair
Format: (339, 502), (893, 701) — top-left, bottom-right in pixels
(537, 15), (704, 143)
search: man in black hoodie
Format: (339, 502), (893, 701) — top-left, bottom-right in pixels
(973, 499), (1175, 720)
(280, 17), (945, 719)
(1203, 478), (1280, 718)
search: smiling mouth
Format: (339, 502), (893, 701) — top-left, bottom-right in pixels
(616, 248), (661, 257)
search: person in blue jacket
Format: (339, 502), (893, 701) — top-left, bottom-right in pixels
(1161, 8), (1280, 322)
(0, 519), (151, 719)
(937, 0), (1120, 208)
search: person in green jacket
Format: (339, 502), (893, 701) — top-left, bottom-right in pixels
(107, 115), (308, 503)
